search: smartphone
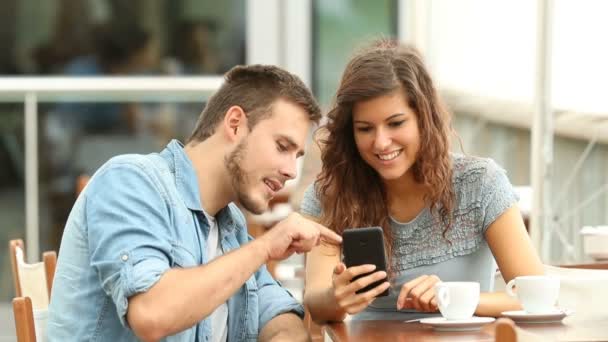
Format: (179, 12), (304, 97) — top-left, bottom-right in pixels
(342, 227), (389, 297)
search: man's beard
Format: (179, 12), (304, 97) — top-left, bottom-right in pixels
(224, 138), (268, 214)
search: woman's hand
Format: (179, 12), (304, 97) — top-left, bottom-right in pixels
(396, 275), (441, 312)
(331, 263), (391, 315)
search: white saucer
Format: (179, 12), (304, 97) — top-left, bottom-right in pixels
(419, 316), (496, 331)
(501, 308), (573, 324)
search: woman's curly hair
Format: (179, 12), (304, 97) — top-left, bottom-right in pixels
(315, 39), (455, 272)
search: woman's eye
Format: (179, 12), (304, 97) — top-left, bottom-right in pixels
(389, 120), (405, 128)
(356, 126), (372, 132)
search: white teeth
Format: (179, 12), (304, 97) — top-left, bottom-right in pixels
(377, 150), (401, 161)
(264, 179), (276, 191)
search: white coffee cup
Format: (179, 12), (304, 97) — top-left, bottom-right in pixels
(434, 282), (480, 320)
(505, 275), (560, 314)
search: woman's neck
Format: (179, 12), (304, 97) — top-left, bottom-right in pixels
(384, 170), (420, 199)
(384, 170), (428, 222)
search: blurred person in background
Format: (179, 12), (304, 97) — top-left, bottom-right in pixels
(58, 21), (160, 133)
(169, 19), (223, 75)
(44, 21), (160, 187)
(301, 40), (544, 322)
(47, 64), (341, 342)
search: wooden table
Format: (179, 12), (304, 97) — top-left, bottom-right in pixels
(325, 313), (608, 341)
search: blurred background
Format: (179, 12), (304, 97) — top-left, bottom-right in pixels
(1, 0), (608, 338)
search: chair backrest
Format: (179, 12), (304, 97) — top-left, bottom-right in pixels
(76, 174), (90, 196)
(9, 239), (56, 310)
(10, 239), (25, 297)
(10, 239), (55, 342)
(12, 296), (37, 342)
(494, 317), (517, 342)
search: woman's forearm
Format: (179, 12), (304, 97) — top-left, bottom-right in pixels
(304, 287), (348, 323)
(475, 292), (522, 317)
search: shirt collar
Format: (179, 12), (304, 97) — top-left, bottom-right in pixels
(161, 140), (239, 233)
(161, 139), (203, 212)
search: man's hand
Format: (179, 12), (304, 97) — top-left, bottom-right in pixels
(258, 213), (342, 261)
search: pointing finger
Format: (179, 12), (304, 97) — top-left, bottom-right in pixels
(317, 225), (342, 244)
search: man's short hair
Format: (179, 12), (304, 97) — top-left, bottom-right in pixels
(188, 64), (321, 142)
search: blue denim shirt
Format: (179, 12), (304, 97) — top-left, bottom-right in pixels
(48, 140), (304, 341)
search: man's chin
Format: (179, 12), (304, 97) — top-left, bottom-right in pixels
(246, 205), (268, 215)
(237, 195), (269, 214)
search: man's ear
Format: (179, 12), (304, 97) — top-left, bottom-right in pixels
(222, 106), (248, 142)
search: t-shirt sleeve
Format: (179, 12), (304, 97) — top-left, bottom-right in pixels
(299, 182), (322, 218)
(481, 159), (520, 233)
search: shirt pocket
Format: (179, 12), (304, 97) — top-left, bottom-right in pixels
(170, 243), (198, 268)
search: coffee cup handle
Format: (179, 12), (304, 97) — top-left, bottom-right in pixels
(505, 279), (517, 298)
(436, 285), (450, 307)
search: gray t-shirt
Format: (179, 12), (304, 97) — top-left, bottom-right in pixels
(300, 154), (518, 320)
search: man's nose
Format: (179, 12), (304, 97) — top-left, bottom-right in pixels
(279, 156), (297, 180)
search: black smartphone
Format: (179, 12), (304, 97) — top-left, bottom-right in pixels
(342, 227), (389, 297)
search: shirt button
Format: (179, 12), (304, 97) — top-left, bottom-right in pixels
(121, 254), (129, 262)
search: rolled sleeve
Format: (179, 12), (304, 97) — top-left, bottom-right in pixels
(86, 162), (173, 327)
(255, 265), (305, 331)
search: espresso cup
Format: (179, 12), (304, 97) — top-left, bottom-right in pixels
(434, 282), (480, 320)
(505, 275), (560, 314)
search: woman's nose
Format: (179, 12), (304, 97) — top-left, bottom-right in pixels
(373, 128), (392, 151)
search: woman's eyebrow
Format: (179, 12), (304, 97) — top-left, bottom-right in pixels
(353, 113), (405, 124)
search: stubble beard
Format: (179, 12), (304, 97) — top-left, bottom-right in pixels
(224, 138), (267, 214)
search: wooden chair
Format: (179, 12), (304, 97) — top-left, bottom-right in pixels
(9, 239), (56, 305)
(10, 239), (57, 342)
(13, 297), (37, 342)
(494, 317), (517, 342)
(75, 174), (90, 197)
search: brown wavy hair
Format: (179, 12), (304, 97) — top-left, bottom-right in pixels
(315, 40), (455, 270)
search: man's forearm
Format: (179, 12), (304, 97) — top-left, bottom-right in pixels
(259, 313), (310, 342)
(127, 238), (270, 340)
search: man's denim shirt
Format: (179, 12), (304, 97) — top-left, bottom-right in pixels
(48, 140), (304, 341)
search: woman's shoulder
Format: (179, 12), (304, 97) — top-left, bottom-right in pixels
(451, 153), (503, 187)
(300, 182), (322, 217)
(449, 153), (514, 211)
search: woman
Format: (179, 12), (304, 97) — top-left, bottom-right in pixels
(301, 40), (543, 322)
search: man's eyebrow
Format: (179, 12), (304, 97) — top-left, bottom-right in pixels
(353, 113), (406, 124)
(277, 134), (305, 157)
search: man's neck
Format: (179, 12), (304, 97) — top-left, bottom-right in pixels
(184, 137), (233, 216)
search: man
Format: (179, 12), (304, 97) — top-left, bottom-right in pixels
(48, 64), (341, 342)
